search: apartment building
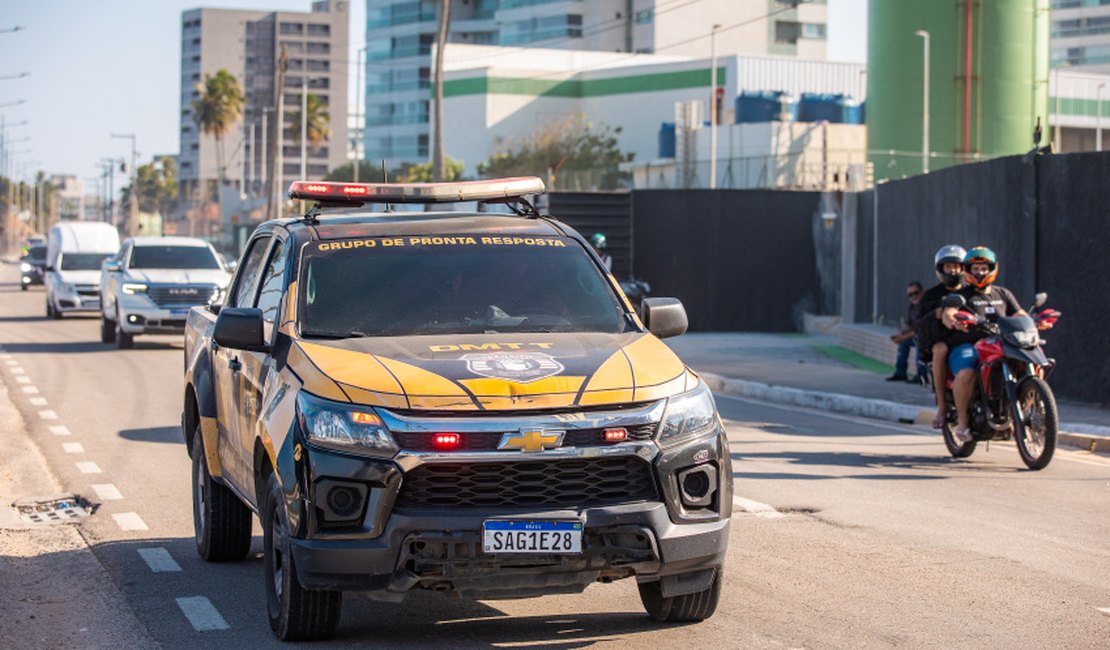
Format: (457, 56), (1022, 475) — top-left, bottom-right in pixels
(179, 1), (349, 203)
(1052, 0), (1110, 70)
(362, 0), (827, 166)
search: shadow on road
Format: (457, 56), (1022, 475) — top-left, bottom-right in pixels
(0, 340), (181, 354)
(118, 426), (182, 445)
(727, 449), (1014, 480)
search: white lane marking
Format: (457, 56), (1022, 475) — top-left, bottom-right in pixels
(29, 397), (48, 406)
(49, 425), (71, 436)
(3, 359), (16, 366)
(91, 484), (123, 500)
(733, 496), (786, 519)
(1098, 607), (1110, 617)
(21, 386), (38, 394)
(15, 376), (30, 384)
(138, 548), (182, 573)
(38, 410), (58, 420)
(112, 512), (149, 531)
(175, 596), (230, 631)
(62, 442), (84, 454)
(11, 367), (25, 374)
(75, 461), (102, 474)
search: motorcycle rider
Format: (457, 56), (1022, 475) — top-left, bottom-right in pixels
(916, 244), (967, 428)
(590, 232), (613, 272)
(941, 246), (1028, 442)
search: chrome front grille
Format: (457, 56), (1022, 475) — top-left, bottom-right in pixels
(393, 423), (657, 451)
(146, 284), (218, 307)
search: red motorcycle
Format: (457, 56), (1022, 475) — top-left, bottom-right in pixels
(938, 293), (1061, 470)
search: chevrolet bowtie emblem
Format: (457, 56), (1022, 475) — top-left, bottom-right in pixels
(497, 429), (565, 452)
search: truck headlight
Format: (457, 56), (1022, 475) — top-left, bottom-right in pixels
(656, 381), (719, 448)
(297, 392), (398, 457)
(121, 282), (148, 295)
(20, 262), (32, 272)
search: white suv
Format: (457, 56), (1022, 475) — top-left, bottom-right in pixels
(100, 236), (231, 348)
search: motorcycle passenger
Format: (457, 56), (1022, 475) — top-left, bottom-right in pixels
(941, 246), (1028, 442)
(916, 244), (967, 429)
(590, 232), (613, 272)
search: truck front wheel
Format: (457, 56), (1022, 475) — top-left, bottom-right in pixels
(638, 565), (724, 623)
(191, 426), (252, 562)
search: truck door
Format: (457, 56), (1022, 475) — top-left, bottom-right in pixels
(213, 235), (271, 492)
(238, 237), (289, 475)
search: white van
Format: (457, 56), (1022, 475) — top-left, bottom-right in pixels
(45, 221), (121, 318)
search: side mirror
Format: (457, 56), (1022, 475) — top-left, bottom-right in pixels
(213, 307), (268, 352)
(641, 297), (688, 339)
(1032, 292), (1048, 309)
(104, 261), (122, 273)
(44, 265), (54, 272)
(940, 293), (967, 309)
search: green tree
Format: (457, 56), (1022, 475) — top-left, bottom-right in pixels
(476, 116), (633, 190)
(323, 161), (391, 183)
(192, 69), (245, 183)
(122, 156), (178, 215)
(397, 157), (464, 182)
(288, 93), (331, 148)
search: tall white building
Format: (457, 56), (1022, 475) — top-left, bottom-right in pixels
(362, 0), (827, 167)
(179, 2), (349, 204)
(1051, 0), (1110, 70)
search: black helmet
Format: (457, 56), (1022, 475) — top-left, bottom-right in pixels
(590, 233), (607, 249)
(934, 244), (967, 287)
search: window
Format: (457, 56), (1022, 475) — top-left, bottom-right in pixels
(775, 21), (801, 44)
(634, 9), (653, 25)
(130, 245), (220, 270)
(306, 42), (330, 54)
(307, 23), (330, 37)
(255, 239), (288, 341)
(802, 23), (826, 39)
(280, 22), (304, 35)
(230, 236), (271, 308)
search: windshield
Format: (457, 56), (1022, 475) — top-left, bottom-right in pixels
(23, 246), (46, 261)
(300, 235), (628, 337)
(59, 253), (112, 271)
(130, 245), (221, 270)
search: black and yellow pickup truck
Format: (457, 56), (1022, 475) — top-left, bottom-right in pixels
(182, 177), (732, 641)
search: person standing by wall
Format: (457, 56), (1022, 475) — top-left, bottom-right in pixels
(888, 281), (924, 382)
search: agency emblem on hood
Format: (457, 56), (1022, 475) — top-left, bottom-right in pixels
(462, 351), (564, 384)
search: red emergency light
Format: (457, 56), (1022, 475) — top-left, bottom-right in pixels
(287, 177), (546, 205)
(432, 433), (460, 449)
(603, 428), (628, 442)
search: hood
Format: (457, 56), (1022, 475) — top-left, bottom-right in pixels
(55, 270), (102, 285)
(126, 269), (231, 286)
(287, 332), (695, 411)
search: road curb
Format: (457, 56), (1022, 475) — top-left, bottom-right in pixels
(699, 371), (1110, 452)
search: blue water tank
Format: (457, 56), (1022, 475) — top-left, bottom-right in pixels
(735, 91), (797, 123)
(798, 93), (862, 124)
(658, 122), (676, 158)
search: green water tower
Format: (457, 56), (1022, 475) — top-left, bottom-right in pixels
(867, 0), (1050, 180)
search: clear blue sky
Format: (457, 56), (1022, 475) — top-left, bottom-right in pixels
(1, 0), (866, 191)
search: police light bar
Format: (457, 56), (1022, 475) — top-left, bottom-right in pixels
(287, 177), (546, 204)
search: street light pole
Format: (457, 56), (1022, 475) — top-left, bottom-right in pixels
(1053, 63), (1070, 150)
(111, 133), (138, 235)
(709, 23), (721, 190)
(915, 30), (930, 174)
(354, 45), (367, 183)
(1097, 83), (1106, 152)
(301, 77), (308, 180)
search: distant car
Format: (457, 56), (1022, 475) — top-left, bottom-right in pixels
(100, 236), (231, 348)
(20, 244), (47, 290)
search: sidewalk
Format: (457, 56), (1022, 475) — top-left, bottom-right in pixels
(666, 333), (1110, 454)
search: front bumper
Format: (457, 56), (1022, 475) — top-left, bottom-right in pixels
(117, 305), (194, 334)
(54, 292), (101, 313)
(21, 270), (43, 285)
(279, 402), (733, 599)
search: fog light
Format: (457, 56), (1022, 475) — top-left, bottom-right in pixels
(315, 479), (367, 523)
(677, 464), (717, 508)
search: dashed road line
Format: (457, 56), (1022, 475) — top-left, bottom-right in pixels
(62, 442), (84, 454)
(37, 410), (58, 420)
(1099, 607), (1110, 617)
(112, 512), (148, 531)
(49, 425), (71, 436)
(733, 496), (786, 519)
(29, 397), (48, 406)
(91, 483), (123, 500)
(11, 367), (25, 374)
(138, 548), (182, 573)
(21, 386), (38, 394)
(75, 461), (102, 474)
(15, 376), (30, 384)
(175, 596), (230, 631)
(3, 359), (17, 366)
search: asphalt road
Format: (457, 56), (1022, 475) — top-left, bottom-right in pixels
(1, 265), (1108, 648)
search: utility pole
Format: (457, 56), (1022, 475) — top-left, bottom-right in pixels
(267, 44), (288, 221)
(709, 23), (721, 190)
(354, 45), (366, 182)
(248, 121), (255, 193)
(432, 0), (451, 181)
(111, 133), (138, 234)
(300, 76), (308, 180)
(915, 30), (931, 174)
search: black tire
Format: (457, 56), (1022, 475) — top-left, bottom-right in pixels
(1014, 376), (1058, 470)
(20, 284), (27, 291)
(100, 313), (117, 343)
(941, 401), (977, 458)
(115, 313), (134, 349)
(191, 426), (252, 562)
(263, 473), (342, 641)
(47, 298), (62, 319)
(638, 566), (723, 623)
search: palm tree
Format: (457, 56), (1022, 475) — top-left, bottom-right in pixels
(192, 69), (245, 184)
(288, 93), (331, 149)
